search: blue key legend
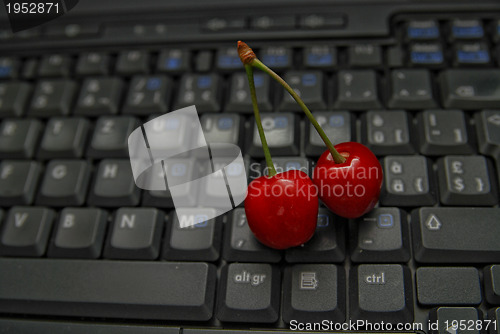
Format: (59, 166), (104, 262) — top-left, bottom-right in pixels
(317, 214), (330, 228)
(408, 26), (439, 39)
(453, 26), (484, 39)
(378, 214), (394, 228)
(411, 52), (443, 64)
(457, 50), (489, 63)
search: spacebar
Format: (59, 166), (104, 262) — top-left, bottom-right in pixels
(0, 259), (216, 321)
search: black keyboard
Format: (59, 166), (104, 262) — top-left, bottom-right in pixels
(1, 1), (500, 333)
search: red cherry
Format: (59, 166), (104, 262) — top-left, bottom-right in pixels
(312, 142), (383, 219)
(245, 170), (319, 250)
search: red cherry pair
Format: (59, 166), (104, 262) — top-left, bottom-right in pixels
(238, 41), (383, 249)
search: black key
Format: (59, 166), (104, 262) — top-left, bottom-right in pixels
(193, 326), (312, 332)
(123, 76), (171, 115)
(335, 70), (381, 110)
(348, 44), (382, 67)
(38, 117), (90, 159)
(251, 15), (295, 30)
(454, 42), (491, 66)
(21, 58), (38, 79)
(484, 265), (500, 305)
(417, 267), (481, 305)
(163, 209), (222, 262)
(223, 208), (281, 263)
(0, 258), (216, 321)
(305, 111), (352, 156)
(286, 208), (346, 263)
(215, 46), (243, 71)
(262, 157), (310, 176)
(87, 159), (141, 207)
(279, 71), (326, 111)
(197, 155), (247, 210)
(283, 264), (345, 323)
(0, 82), (31, 117)
(387, 46), (404, 67)
(38, 54), (72, 77)
(350, 208), (410, 263)
(116, 50), (150, 75)
(202, 16), (246, 32)
(142, 158), (197, 209)
(176, 74), (221, 112)
(440, 69), (500, 109)
(410, 43), (444, 67)
(29, 79), (77, 117)
(36, 160), (91, 206)
(247, 113), (299, 157)
(157, 49), (190, 74)
(381, 156), (437, 206)
(476, 110), (500, 160)
(0, 118), (42, 159)
(0, 207), (54, 257)
(299, 13), (344, 29)
(216, 263), (280, 323)
(87, 116), (139, 158)
(0, 57), (20, 79)
(450, 19), (484, 40)
(303, 45), (336, 69)
(226, 72), (272, 113)
(201, 114), (242, 148)
(411, 207), (500, 263)
(104, 208), (163, 260)
(418, 110), (474, 155)
(195, 51), (213, 72)
(407, 20), (440, 40)
(495, 20), (500, 42)
(362, 110), (414, 155)
(75, 52), (109, 76)
(489, 308), (500, 334)
(259, 46), (292, 69)
(48, 208), (107, 259)
(0, 319), (179, 334)
(429, 307), (483, 334)
(75, 78), (123, 115)
(437, 155), (497, 206)
(0, 160), (41, 206)
(388, 69), (437, 109)
(350, 264), (413, 323)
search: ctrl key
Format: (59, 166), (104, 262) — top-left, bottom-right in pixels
(350, 264), (413, 324)
(216, 263), (280, 323)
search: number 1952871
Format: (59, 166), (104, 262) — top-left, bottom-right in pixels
(6, 2), (60, 14)
(445, 320), (497, 331)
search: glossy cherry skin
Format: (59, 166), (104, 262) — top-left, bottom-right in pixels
(244, 170), (319, 250)
(312, 142), (383, 219)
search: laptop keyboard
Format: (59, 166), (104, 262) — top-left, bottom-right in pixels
(0, 11), (500, 333)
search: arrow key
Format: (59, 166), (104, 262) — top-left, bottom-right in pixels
(429, 307), (482, 334)
(411, 207), (500, 263)
(484, 265), (500, 305)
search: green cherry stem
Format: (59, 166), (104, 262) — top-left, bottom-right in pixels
(251, 58), (346, 164)
(244, 63), (277, 177)
(237, 40), (345, 164)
